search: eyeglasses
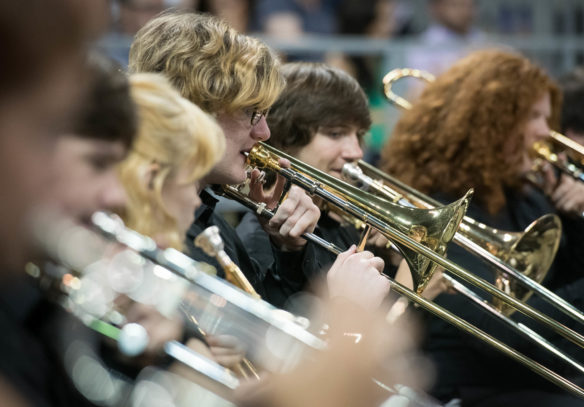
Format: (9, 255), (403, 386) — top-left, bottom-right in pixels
(245, 108), (269, 126)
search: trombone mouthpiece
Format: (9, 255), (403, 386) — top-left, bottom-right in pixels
(341, 162), (363, 182)
(194, 226), (224, 257)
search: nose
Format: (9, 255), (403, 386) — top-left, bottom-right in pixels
(539, 120), (551, 139)
(99, 172), (128, 212)
(342, 133), (364, 162)
(250, 116), (270, 142)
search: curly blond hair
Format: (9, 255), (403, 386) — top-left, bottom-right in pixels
(128, 10), (285, 114)
(119, 73), (225, 250)
(380, 49), (561, 214)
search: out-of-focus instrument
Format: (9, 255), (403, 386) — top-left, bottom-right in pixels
(195, 226), (261, 299)
(194, 226), (260, 380)
(382, 68), (436, 110)
(30, 214), (243, 406)
(384, 67), (584, 184)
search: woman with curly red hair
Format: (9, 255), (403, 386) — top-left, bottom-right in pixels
(380, 49), (584, 405)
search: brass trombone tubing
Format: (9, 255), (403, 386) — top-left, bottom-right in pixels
(219, 179), (584, 377)
(216, 185), (343, 256)
(91, 211), (326, 351)
(388, 277), (584, 398)
(532, 131), (584, 183)
(251, 142), (584, 349)
(441, 274), (584, 375)
(382, 68), (436, 110)
(91, 212), (584, 398)
(351, 160), (584, 325)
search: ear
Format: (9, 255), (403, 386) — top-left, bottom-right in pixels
(144, 161), (161, 190)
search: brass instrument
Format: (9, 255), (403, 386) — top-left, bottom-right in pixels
(342, 162), (584, 375)
(531, 130), (584, 182)
(219, 150), (584, 396)
(247, 143), (470, 295)
(194, 226), (261, 380)
(30, 214), (242, 405)
(195, 226), (261, 299)
(384, 68), (584, 184)
(380, 68), (584, 323)
(247, 142), (584, 343)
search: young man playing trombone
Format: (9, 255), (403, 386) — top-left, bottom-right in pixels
(128, 10), (391, 310)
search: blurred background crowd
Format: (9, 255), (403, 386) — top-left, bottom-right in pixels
(97, 0), (584, 163)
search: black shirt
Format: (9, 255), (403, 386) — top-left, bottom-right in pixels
(236, 209), (400, 303)
(0, 277), (98, 407)
(184, 189), (322, 308)
(425, 186), (584, 403)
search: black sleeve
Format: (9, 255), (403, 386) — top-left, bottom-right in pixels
(236, 211), (326, 308)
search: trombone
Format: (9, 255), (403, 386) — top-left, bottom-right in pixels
(381, 67), (584, 323)
(221, 168), (584, 378)
(215, 148), (584, 397)
(246, 143), (584, 345)
(343, 161), (584, 323)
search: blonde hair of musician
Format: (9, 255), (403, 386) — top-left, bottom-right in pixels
(128, 10), (285, 114)
(118, 73), (225, 250)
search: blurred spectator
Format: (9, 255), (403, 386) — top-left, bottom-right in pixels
(197, 0), (255, 33)
(558, 66), (584, 145)
(337, 0), (415, 90)
(253, 0), (342, 62)
(99, 0), (196, 67)
(406, 0), (490, 77)
(337, 0), (416, 163)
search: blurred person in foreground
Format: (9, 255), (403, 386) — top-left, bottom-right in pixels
(0, 1), (109, 404)
(0, 0), (107, 272)
(381, 49), (584, 406)
(0, 49), (137, 406)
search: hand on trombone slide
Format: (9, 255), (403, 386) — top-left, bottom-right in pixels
(326, 244), (389, 312)
(247, 159), (320, 252)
